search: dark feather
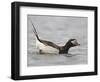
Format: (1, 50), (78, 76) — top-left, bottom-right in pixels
(40, 39), (60, 50)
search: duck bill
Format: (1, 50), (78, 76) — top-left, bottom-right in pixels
(76, 43), (80, 46)
(75, 42), (80, 46)
(77, 44), (80, 46)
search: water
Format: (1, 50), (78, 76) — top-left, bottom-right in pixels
(27, 15), (88, 66)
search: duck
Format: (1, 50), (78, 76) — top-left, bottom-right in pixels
(30, 20), (80, 54)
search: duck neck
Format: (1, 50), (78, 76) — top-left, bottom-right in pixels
(64, 44), (71, 52)
(59, 44), (71, 54)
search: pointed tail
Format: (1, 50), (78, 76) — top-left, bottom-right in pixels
(30, 19), (40, 41)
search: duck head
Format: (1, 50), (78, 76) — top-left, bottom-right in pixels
(66, 39), (80, 47)
(59, 39), (80, 54)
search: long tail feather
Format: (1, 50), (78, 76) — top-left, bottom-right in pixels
(29, 19), (40, 41)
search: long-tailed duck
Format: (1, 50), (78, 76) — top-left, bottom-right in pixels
(30, 20), (80, 54)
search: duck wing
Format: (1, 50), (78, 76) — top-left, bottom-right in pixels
(40, 39), (60, 50)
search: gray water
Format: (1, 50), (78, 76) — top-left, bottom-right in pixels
(27, 15), (88, 66)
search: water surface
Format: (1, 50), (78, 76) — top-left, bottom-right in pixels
(27, 15), (88, 66)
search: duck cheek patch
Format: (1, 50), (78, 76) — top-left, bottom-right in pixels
(71, 40), (76, 45)
(71, 40), (79, 46)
